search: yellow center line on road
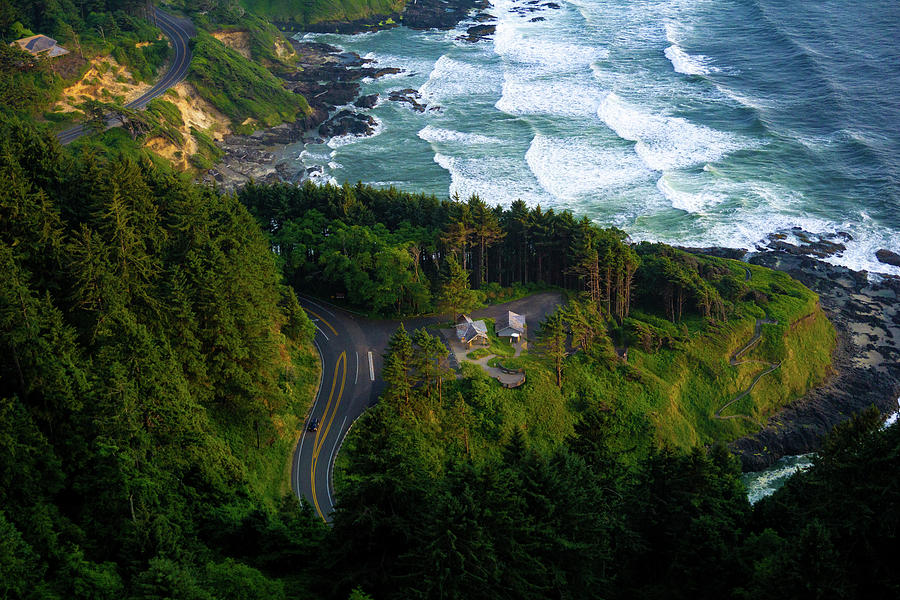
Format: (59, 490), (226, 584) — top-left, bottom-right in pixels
(314, 352), (347, 457)
(304, 308), (339, 337)
(310, 351), (347, 521)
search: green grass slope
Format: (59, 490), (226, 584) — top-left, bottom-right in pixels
(567, 259), (834, 451)
(241, 0), (407, 25)
(189, 31), (310, 133)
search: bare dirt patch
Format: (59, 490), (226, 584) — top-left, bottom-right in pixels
(144, 82), (231, 170)
(212, 30), (251, 58)
(53, 56), (150, 113)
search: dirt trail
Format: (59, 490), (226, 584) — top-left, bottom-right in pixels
(714, 268), (781, 423)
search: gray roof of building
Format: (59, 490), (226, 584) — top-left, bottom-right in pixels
(500, 311), (526, 333)
(456, 315), (487, 343)
(20, 35), (57, 53)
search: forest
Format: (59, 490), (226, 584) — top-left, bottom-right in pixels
(240, 180), (750, 321)
(1, 108), (897, 598)
(0, 113), (324, 598)
(239, 181), (835, 449)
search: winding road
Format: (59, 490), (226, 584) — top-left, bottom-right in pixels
(56, 7), (194, 146)
(292, 297), (386, 523)
(292, 292), (563, 522)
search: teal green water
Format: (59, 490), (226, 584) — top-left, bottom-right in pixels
(288, 0), (900, 276)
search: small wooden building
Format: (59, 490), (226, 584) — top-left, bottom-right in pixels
(456, 314), (488, 348)
(11, 35), (70, 58)
(496, 311), (526, 343)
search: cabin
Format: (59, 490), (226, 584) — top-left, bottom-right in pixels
(496, 311), (526, 343)
(10, 35), (70, 58)
(456, 314), (488, 348)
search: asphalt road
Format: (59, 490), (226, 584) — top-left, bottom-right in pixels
(56, 7), (194, 146)
(291, 291), (564, 522)
(291, 297), (386, 523)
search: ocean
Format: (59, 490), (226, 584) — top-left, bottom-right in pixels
(287, 0), (900, 276)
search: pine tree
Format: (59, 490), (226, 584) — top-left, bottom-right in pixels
(467, 194), (504, 289)
(383, 324), (414, 411)
(436, 255), (478, 319)
(538, 311), (568, 387)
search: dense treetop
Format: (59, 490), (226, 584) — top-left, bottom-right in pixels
(0, 113), (323, 598)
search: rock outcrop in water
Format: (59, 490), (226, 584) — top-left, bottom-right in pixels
(319, 110), (378, 138)
(388, 88), (438, 113)
(206, 41), (399, 190)
(876, 248), (900, 267)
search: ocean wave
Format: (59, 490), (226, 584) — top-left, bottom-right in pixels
(497, 76), (601, 118)
(636, 182), (900, 277)
(433, 152), (543, 205)
(665, 44), (718, 76)
(656, 173), (724, 213)
(305, 166), (338, 187)
(418, 125), (501, 146)
(742, 454), (813, 505)
(420, 55), (501, 101)
(493, 15), (605, 72)
(526, 134), (650, 201)
(598, 92), (746, 170)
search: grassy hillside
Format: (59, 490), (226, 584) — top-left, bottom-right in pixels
(189, 31), (310, 134)
(241, 0), (407, 25)
(565, 260), (834, 451)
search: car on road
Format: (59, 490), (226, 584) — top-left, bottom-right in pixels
(307, 418), (319, 432)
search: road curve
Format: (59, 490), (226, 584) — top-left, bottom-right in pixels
(291, 292), (564, 521)
(56, 7), (195, 146)
(292, 297), (385, 522)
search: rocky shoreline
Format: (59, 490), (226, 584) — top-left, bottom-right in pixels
(204, 0), (492, 191)
(689, 237), (900, 472)
(203, 40), (404, 190)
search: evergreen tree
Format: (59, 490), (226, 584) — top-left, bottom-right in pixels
(382, 324), (414, 411)
(436, 255), (479, 318)
(537, 311), (568, 387)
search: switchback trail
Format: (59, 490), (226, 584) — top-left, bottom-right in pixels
(715, 267), (781, 423)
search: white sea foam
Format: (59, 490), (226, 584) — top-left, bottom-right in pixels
(665, 44), (717, 76)
(742, 455), (814, 504)
(418, 125), (501, 146)
(305, 166), (338, 187)
(420, 55), (501, 101)
(656, 173), (724, 213)
(817, 226), (900, 278)
(884, 397), (900, 428)
(525, 134), (650, 201)
(664, 21), (680, 45)
(598, 92), (746, 170)
(497, 77), (601, 118)
(433, 152), (544, 205)
(634, 180), (900, 277)
(493, 23), (605, 71)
